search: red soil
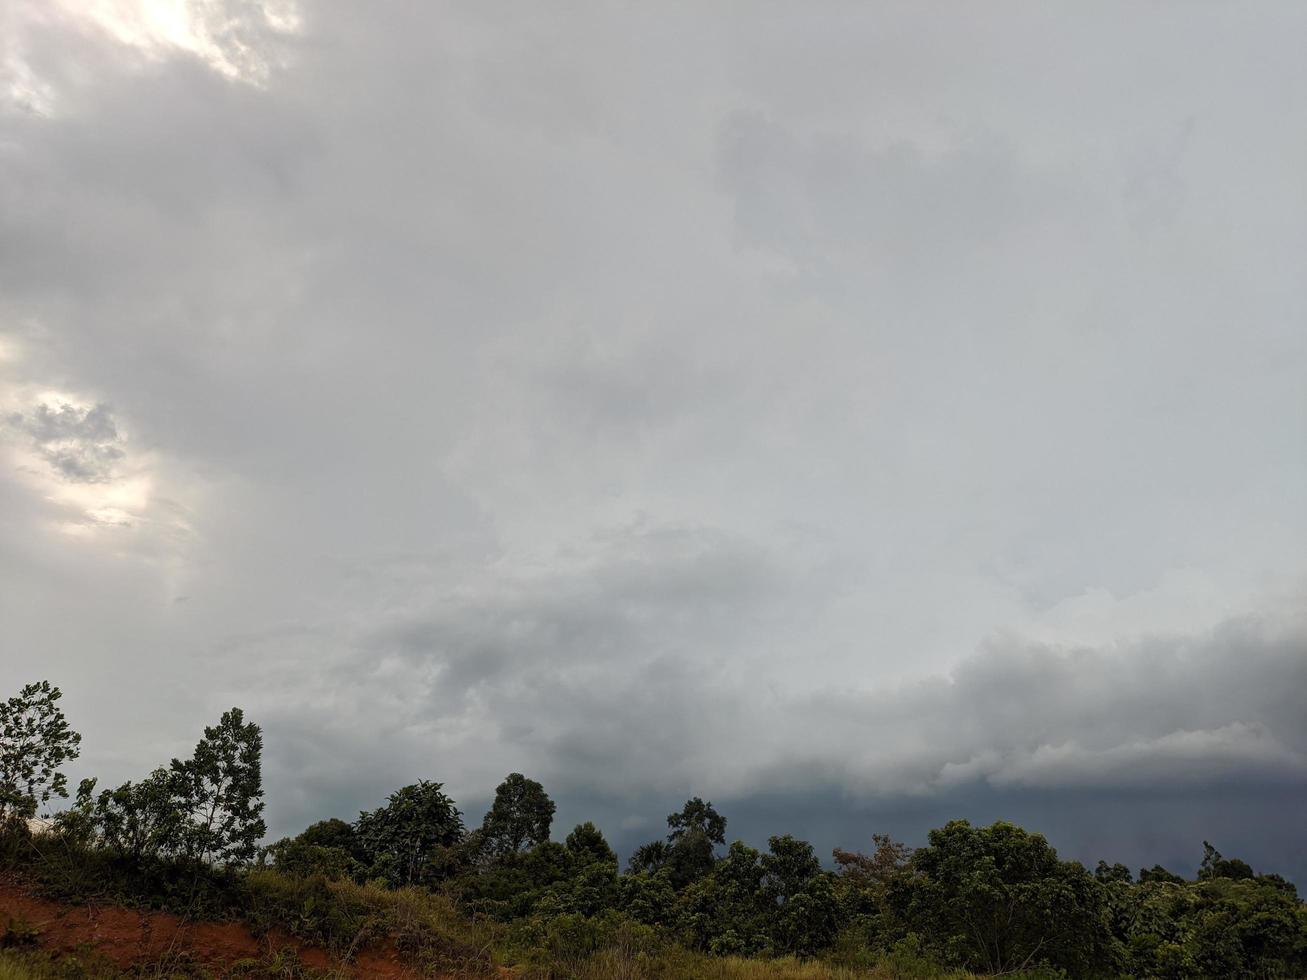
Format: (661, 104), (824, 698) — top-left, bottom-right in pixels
(0, 877), (418, 977)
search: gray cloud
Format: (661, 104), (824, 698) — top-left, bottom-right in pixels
(1, 0), (1304, 885)
(8, 401), (125, 482)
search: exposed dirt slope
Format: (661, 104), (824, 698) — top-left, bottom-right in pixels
(0, 878), (418, 978)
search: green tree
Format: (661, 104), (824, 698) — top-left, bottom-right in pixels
(1094, 860), (1134, 884)
(761, 834), (821, 903)
(1119, 875), (1307, 978)
(771, 872), (841, 956)
(1138, 864), (1185, 884)
(620, 869), (678, 927)
(677, 841), (771, 955)
(1197, 841), (1255, 881)
(667, 797), (726, 846)
(264, 818), (363, 879)
(0, 681), (82, 822)
(627, 839), (671, 874)
(296, 817), (359, 853)
(479, 773), (555, 859)
(564, 821), (617, 869)
(663, 797), (727, 888)
(889, 819), (1116, 976)
(760, 836), (840, 955)
(169, 707), (266, 864)
(461, 839), (571, 920)
(355, 780), (464, 886)
(92, 768), (187, 860)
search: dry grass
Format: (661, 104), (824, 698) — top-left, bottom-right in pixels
(537, 945), (983, 980)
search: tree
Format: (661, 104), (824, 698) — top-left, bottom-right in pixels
(833, 834), (913, 891)
(0, 681), (82, 823)
(1094, 860), (1134, 884)
(355, 780), (464, 886)
(678, 841), (771, 955)
(564, 821), (616, 868)
(667, 797), (726, 846)
(833, 834), (913, 916)
(620, 869), (678, 927)
(296, 817), (360, 855)
(627, 839), (671, 875)
(1197, 841), (1255, 881)
(1138, 864), (1185, 885)
(93, 768), (187, 860)
(760, 835), (840, 956)
(761, 834), (821, 904)
(663, 797), (727, 888)
(889, 820), (1116, 976)
(771, 873), (841, 956)
(169, 707), (266, 864)
(479, 773), (555, 859)
(264, 818), (363, 879)
(460, 839), (572, 920)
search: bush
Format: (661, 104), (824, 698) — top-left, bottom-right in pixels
(354, 781), (464, 887)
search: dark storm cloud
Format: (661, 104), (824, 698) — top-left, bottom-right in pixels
(1, 0), (1304, 884)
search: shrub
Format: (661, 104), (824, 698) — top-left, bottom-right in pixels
(354, 781), (464, 887)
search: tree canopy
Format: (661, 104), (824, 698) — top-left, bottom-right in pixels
(0, 681), (81, 822)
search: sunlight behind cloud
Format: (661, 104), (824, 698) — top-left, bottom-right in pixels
(52, 0), (300, 85)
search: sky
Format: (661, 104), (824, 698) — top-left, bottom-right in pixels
(1, 1), (1305, 882)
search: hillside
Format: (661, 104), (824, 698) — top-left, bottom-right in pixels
(2, 683), (1304, 979)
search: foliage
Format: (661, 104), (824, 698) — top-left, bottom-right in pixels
(1138, 864), (1184, 884)
(263, 818), (362, 880)
(168, 707), (266, 865)
(354, 780), (464, 887)
(565, 821), (618, 869)
(262, 838), (357, 880)
(75, 709), (266, 868)
(1115, 872), (1307, 978)
(0, 683), (81, 823)
(887, 819), (1117, 976)
(89, 769), (185, 861)
(4, 680), (1307, 980)
(294, 817), (359, 853)
(632, 797), (728, 889)
(1197, 840), (1255, 882)
(479, 773), (556, 860)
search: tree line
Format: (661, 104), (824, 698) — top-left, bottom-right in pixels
(3, 680), (1305, 978)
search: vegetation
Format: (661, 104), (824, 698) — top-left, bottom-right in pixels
(2, 678), (1305, 979)
(0, 682), (81, 823)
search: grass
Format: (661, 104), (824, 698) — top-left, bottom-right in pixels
(242, 872), (502, 975)
(3, 827), (502, 977)
(561, 950), (980, 980)
(3, 828), (1063, 980)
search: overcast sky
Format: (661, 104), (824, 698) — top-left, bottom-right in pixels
(2, 1), (1305, 882)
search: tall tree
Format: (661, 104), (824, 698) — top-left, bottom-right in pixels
(667, 797), (726, 845)
(663, 797), (726, 887)
(169, 707), (267, 864)
(479, 773), (555, 858)
(0, 681), (81, 822)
